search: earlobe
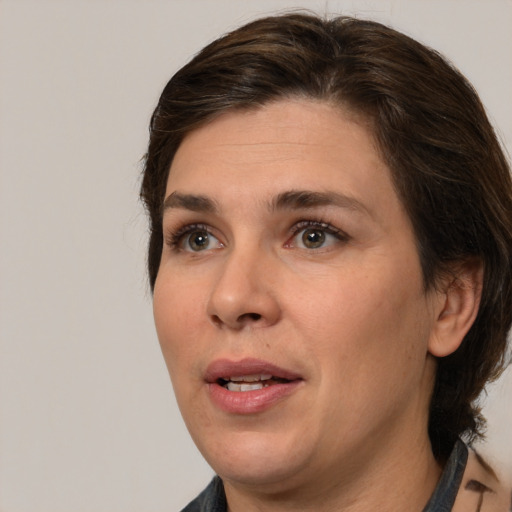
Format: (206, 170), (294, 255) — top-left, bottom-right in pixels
(428, 260), (484, 358)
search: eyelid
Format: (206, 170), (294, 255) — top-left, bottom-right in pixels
(164, 222), (222, 252)
(287, 220), (350, 244)
(163, 218), (349, 252)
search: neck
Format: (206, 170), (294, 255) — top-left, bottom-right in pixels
(224, 428), (442, 512)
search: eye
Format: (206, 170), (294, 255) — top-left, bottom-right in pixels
(300, 228), (328, 249)
(167, 224), (223, 253)
(288, 221), (348, 250)
(183, 229), (221, 252)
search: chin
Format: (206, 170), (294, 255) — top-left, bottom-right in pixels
(197, 429), (310, 488)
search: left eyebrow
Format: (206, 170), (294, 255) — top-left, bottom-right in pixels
(270, 190), (370, 216)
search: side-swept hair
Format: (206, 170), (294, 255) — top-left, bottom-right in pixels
(141, 13), (512, 458)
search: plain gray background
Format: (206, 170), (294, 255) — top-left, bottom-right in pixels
(1, 1), (511, 510)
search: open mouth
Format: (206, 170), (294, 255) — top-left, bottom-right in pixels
(206, 359), (303, 413)
(218, 374), (292, 392)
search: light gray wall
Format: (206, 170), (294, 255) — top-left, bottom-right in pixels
(1, 1), (511, 510)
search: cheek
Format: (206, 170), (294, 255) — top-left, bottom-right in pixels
(153, 272), (205, 371)
(288, 262), (430, 376)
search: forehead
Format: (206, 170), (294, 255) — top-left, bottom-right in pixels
(166, 99), (404, 224)
(169, 100), (380, 176)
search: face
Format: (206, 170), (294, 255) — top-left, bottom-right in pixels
(153, 99), (442, 496)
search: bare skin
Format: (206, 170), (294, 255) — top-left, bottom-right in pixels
(153, 99), (482, 511)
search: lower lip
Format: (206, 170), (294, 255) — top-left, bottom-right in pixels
(207, 380), (303, 414)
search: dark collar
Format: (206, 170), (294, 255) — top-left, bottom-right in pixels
(181, 440), (468, 512)
(422, 439), (468, 512)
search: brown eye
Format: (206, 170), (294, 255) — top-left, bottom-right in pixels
(186, 230), (214, 251)
(288, 222), (346, 250)
(168, 224), (224, 253)
(302, 228), (326, 248)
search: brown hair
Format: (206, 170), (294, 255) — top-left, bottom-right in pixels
(140, 13), (512, 458)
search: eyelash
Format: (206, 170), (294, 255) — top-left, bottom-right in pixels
(288, 220), (350, 245)
(165, 223), (212, 250)
(164, 219), (350, 251)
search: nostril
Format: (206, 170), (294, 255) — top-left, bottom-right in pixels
(238, 312), (262, 322)
(210, 312), (262, 327)
(211, 314), (223, 327)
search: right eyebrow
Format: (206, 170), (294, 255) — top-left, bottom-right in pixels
(162, 192), (219, 214)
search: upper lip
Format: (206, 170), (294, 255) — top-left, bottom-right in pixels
(204, 358), (303, 383)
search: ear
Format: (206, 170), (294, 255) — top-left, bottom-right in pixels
(428, 259), (483, 358)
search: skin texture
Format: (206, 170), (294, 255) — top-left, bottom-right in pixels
(153, 99), (482, 511)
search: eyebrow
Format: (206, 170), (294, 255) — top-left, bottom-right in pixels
(162, 189), (369, 216)
(271, 190), (369, 215)
(162, 192), (219, 214)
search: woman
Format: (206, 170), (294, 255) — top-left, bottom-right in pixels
(140, 13), (512, 511)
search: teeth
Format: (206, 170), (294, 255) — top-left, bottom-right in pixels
(222, 374), (275, 391)
(229, 374), (272, 382)
(227, 382), (267, 392)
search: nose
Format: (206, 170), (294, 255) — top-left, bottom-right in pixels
(206, 246), (281, 330)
